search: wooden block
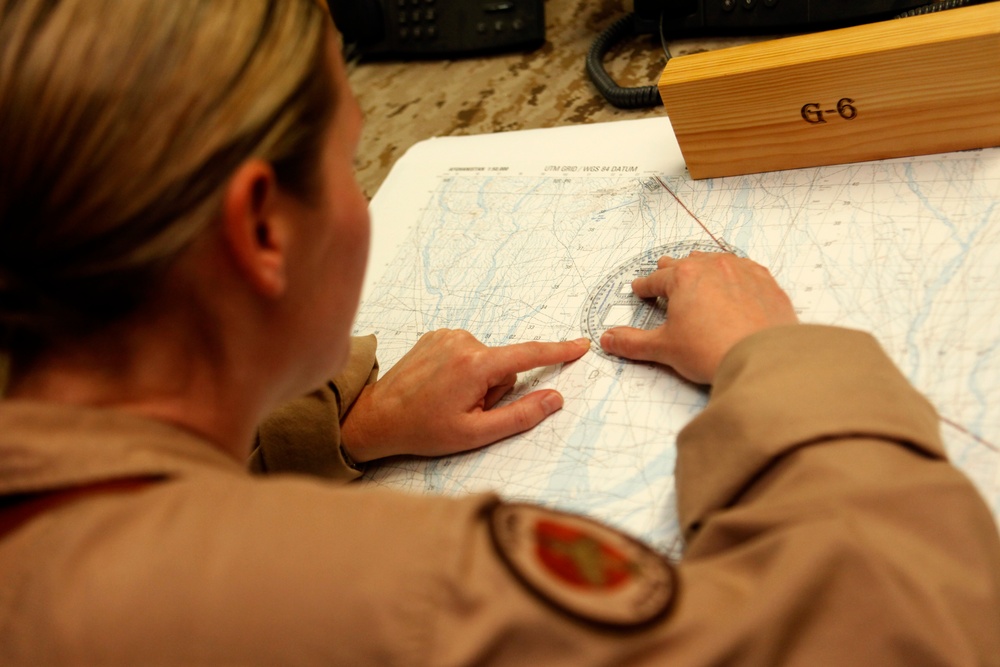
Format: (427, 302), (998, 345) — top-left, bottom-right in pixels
(657, 3), (1000, 179)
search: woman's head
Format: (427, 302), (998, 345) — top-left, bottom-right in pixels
(0, 0), (338, 359)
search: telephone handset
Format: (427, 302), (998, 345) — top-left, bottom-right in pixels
(590, 0), (991, 108)
(327, 0), (545, 60)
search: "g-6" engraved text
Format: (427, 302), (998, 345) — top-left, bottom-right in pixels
(801, 98), (858, 124)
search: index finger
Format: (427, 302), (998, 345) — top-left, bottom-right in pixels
(631, 266), (675, 300)
(656, 255), (676, 269)
(487, 338), (590, 375)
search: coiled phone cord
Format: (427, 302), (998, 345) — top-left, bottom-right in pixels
(896, 0), (982, 17)
(585, 14), (664, 109)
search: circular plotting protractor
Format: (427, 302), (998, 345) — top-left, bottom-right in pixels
(582, 240), (747, 359)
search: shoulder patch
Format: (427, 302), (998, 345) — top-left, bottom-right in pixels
(488, 502), (675, 628)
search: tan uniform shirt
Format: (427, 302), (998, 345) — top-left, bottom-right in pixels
(1, 326), (998, 665)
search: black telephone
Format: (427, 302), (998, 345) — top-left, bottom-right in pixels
(590, 0), (990, 108)
(327, 0), (545, 60)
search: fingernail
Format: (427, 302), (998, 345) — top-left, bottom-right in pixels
(541, 392), (563, 415)
(600, 331), (614, 350)
(574, 337), (591, 349)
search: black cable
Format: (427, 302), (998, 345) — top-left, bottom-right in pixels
(585, 14), (663, 109)
(657, 10), (675, 66)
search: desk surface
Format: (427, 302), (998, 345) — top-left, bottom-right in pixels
(347, 0), (674, 198)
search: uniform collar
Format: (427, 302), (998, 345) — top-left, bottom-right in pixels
(0, 401), (246, 497)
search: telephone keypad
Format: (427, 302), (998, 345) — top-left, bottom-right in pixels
(385, 0), (543, 56)
(397, 1), (438, 42)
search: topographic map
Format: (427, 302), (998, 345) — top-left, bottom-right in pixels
(355, 120), (1000, 557)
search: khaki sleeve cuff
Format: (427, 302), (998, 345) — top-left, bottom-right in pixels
(676, 324), (944, 538)
(249, 335), (379, 482)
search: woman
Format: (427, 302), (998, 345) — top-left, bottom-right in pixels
(1, 1), (998, 665)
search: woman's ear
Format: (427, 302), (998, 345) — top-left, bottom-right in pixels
(220, 160), (290, 298)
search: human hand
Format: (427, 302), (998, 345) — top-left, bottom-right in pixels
(341, 330), (591, 462)
(600, 252), (798, 384)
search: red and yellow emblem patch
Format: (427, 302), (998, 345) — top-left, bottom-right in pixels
(489, 503), (675, 628)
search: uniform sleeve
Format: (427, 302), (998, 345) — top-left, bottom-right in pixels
(248, 335), (378, 482)
(677, 323), (948, 536)
(408, 325), (1000, 666)
(665, 324), (1000, 663)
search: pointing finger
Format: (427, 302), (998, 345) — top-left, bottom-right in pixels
(488, 338), (590, 376)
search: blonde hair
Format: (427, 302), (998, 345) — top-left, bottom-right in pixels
(0, 0), (334, 356)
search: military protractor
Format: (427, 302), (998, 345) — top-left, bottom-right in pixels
(581, 240), (746, 360)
